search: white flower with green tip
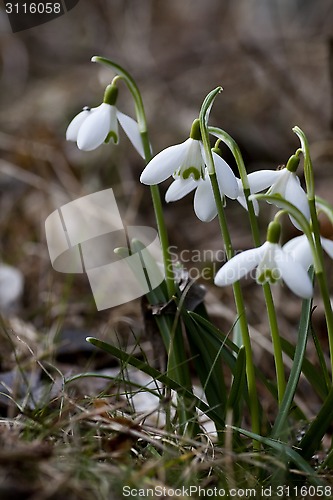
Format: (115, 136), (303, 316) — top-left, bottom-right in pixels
(214, 221), (313, 298)
(246, 154), (310, 229)
(66, 84), (144, 157)
(140, 120), (239, 222)
(283, 233), (333, 269)
(236, 178), (259, 216)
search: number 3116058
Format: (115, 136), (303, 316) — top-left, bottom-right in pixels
(5, 3), (62, 14)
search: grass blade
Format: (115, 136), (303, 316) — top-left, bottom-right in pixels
(271, 276), (313, 439)
(227, 347), (246, 427)
(231, 426), (325, 487)
(86, 336), (225, 428)
(299, 385), (333, 460)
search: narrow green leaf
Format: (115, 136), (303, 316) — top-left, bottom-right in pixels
(251, 194), (312, 237)
(86, 336), (225, 428)
(65, 372), (164, 399)
(189, 312), (278, 401)
(280, 337), (328, 401)
(271, 273), (313, 439)
(183, 311), (228, 422)
(310, 320), (331, 393)
(231, 426), (325, 487)
(315, 195), (333, 227)
(227, 347), (246, 426)
(189, 312), (239, 356)
(232, 320), (243, 351)
(299, 385), (333, 460)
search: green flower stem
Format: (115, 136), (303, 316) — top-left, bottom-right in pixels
(293, 126), (333, 380)
(198, 92), (260, 443)
(92, 57), (175, 299)
(309, 197), (333, 377)
(209, 172), (261, 443)
(91, 57), (199, 437)
(261, 285), (286, 403)
(209, 127), (286, 404)
(149, 186), (175, 298)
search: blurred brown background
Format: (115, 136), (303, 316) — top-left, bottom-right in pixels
(1, 0), (333, 334)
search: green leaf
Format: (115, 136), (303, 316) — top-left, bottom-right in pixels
(299, 385), (333, 460)
(310, 318), (331, 394)
(271, 276), (313, 439)
(189, 312), (278, 402)
(280, 337), (328, 401)
(86, 336), (225, 429)
(250, 194), (312, 237)
(65, 372), (164, 399)
(227, 347), (246, 426)
(232, 320), (243, 351)
(182, 310), (228, 424)
(189, 312), (239, 358)
(315, 196), (333, 227)
(231, 426), (326, 487)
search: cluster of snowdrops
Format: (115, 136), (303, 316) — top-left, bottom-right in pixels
(58, 58), (333, 472)
(66, 60), (333, 302)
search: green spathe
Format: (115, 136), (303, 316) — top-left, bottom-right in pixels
(266, 220), (281, 244)
(103, 84), (118, 106)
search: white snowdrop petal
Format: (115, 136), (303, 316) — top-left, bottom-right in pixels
(282, 235), (306, 254)
(66, 109), (91, 142)
(214, 245), (266, 286)
(165, 178), (197, 202)
(77, 103), (112, 151)
(213, 153), (238, 199)
(321, 237), (333, 260)
(255, 242), (278, 282)
(237, 182), (260, 215)
(140, 140), (190, 185)
(247, 170), (282, 193)
(117, 110), (145, 158)
(193, 178), (217, 222)
(285, 175), (310, 229)
(277, 249), (313, 298)
(283, 235), (313, 270)
(109, 106), (119, 144)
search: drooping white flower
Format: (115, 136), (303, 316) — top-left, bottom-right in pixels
(246, 155), (310, 229)
(66, 84), (144, 157)
(236, 179), (259, 216)
(214, 221), (313, 298)
(283, 233), (333, 270)
(140, 120), (239, 222)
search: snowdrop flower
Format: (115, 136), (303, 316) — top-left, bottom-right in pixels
(246, 155), (310, 229)
(283, 233), (333, 270)
(236, 179), (259, 216)
(140, 120), (239, 222)
(66, 84), (144, 157)
(214, 221), (313, 298)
